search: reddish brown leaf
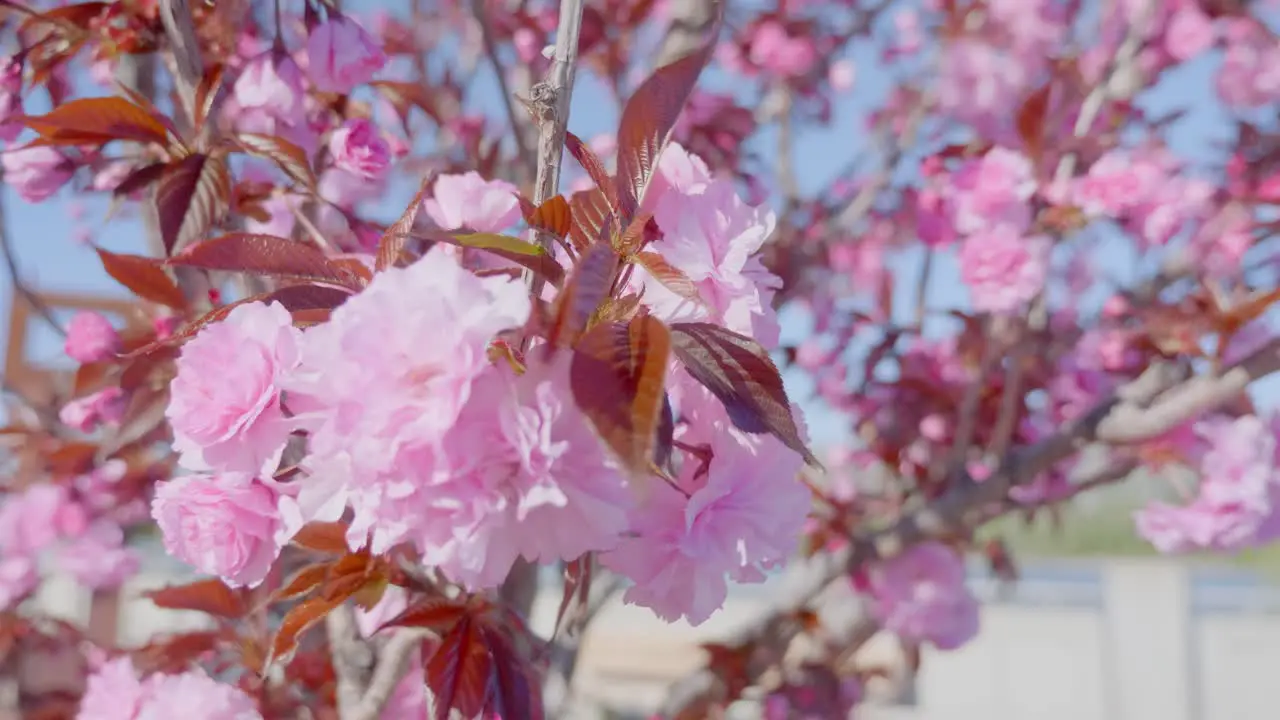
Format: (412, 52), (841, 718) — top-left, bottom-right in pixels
(156, 152), (231, 255)
(113, 162), (167, 197)
(291, 521), (351, 554)
(146, 578), (249, 619)
(124, 284), (352, 358)
(45, 442), (98, 475)
(321, 552), (383, 603)
(425, 619), (493, 720)
(520, 194), (573, 240)
(549, 241), (620, 347)
(379, 597), (470, 635)
(193, 63), (225, 132)
(669, 322), (820, 467)
(100, 383), (168, 457)
(377, 173), (436, 271)
(95, 247), (186, 310)
(133, 630), (223, 674)
(569, 314), (671, 476)
(72, 361), (115, 397)
(568, 187), (612, 252)
(564, 131), (619, 213)
(20, 96), (170, 147)
(168, 233), (365, 289)
(482, 624), (545, 720)
(613, 11), (721, 220)
(633, 251), (704, 305)
(269, 595), (343, 668)
(1016, 82), (1052, 162)
(271, 563), (330, 603)
(616, 212), (656, 255)
(236, 133), (316, 189)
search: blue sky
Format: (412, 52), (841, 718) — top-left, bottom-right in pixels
(1, 2), (1275, 450)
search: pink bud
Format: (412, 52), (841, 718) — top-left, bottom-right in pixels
(64, 312), (120, 363)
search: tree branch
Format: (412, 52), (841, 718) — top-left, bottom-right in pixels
(326, 603), (430, 720)
(471, 0), (535, 180)
(157, 0), (204, 131)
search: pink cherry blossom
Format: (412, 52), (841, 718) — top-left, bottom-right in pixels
(601, 384), (810, 624)
(2, 145), (73, 202)
(0, 484), (87, 557)
(55, 521), (140, 590)
(863, 541), (979, 650)
(747, 20), (817, 78)
(166, 301), (302, 475)
(1215, 19), (1280, 109)
(642, 142), (714, 213)
(279, 246), (531, 554)
(0, 555), (37, 610)
(422, 171), (521, 233)
(1164, 5), (1216, 62)
(137, 668), (263, 720)
(632, 171), (783, 347)
(328, 118), (391, 180)
(1136, 414), (1280, 552)
(152, 473), (282, 588)
(64, 311), (121, 363)
(957, 226), (1049, 314)
(948, 147), (1036, 234)
(0, 55), (23, 143)
(231, 51), (306, 123)
(306, 14), (387, 94)
(76, 656), (152, 720)
(419, 353), (633, 589)
(59, 386), (127, 433)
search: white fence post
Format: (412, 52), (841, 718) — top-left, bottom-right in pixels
(1101, 561), (1195, 720)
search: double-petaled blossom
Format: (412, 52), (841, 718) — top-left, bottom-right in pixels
(77, 655), (262, 720)
(166, 301), (302, 476)
(279, 246), (532, 556)
(65, 311), (121, 363)
(1136, 414), (1280, 553)
(3, 145), (73, 203)
(305, 13), (387, 93)
(862, 541), (980, 650)
(600, 378), (810, 624)
(958, 225), (1051, 314)
(0, 484), (87, 557)
(328, 118), (391, 179)
(60, 387), (127, 433)
(422, 171), (521, 233)
(629, 144), (783, 348)
(231, 50), (306, 123)
(152, 474), (283, 588)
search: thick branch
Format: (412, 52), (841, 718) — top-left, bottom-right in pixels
(326, 604), (430, 720)
(157, 0), (204, 128)
(655, 0), (717, 67)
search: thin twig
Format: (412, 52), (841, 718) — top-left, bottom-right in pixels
(471, 0), (535, 179)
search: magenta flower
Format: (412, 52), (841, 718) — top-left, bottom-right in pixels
(166, 301), (302, 475)
(422, 171), (521, 233)
(305, 14), (387, 94)
(3, 145), (73, 203)
(863, 542), (979, 651)
(328, 118), (391, 180)
(151, 473), (282, 588)
(64, 311), (121, 364)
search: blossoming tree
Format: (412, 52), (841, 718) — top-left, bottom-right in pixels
(1, 0), (1279, 717)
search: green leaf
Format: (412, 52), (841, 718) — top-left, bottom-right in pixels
(453, 233), (546, 256)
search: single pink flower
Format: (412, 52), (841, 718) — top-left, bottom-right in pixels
(305, 14), (387, 93)
(747, 20), (817, 77)
(0, 556), (36, 610)
(1164, 5), (1216, 62)
(76, 656), (152, 720)
(59, 386), (127, 433)
(422, 171), (521, 233)
(0, 484), (88, 557)
(328, 118), (391, 179)
(64, 311), (121, 363)
(958, 226), (1049, 314)
(2, 145), (73, 202)
(151, 473), (282, 588)
(56, 521), (139, 590)
(278, 246), (532, 553)
(864, 541), (979, 650)
(167, 301), (301, 475)
(138, 670), (262, 720)
(419, 353), (634, 589)
(231, 50), (306, 122)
